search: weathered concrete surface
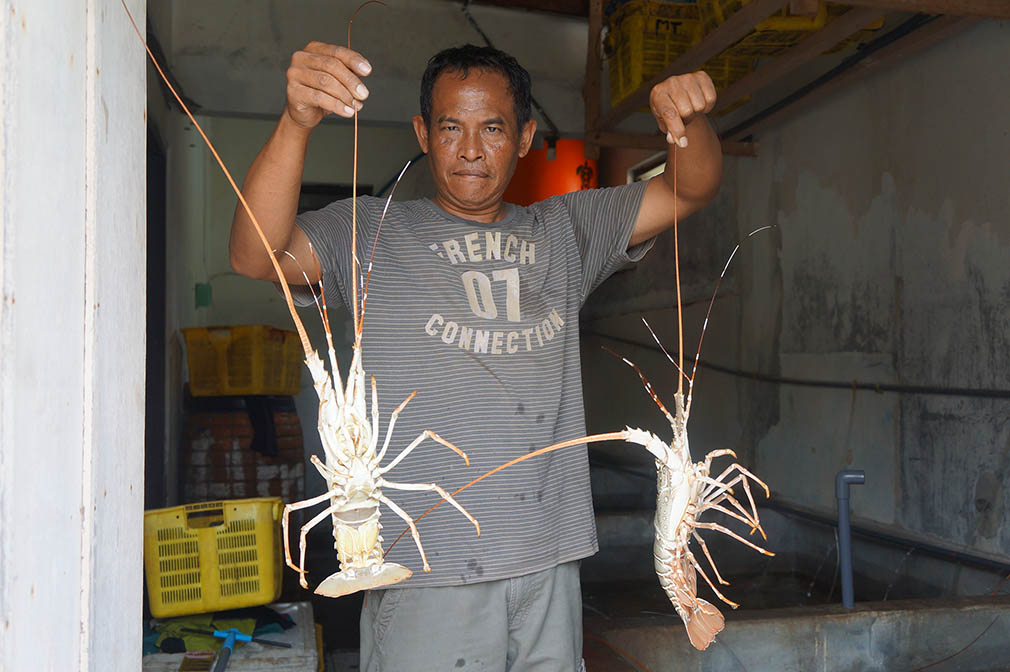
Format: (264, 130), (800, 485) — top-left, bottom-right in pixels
(735, 19), (1010, 564)
(591, 595), (1010, 672)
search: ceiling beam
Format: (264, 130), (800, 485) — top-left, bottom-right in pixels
(722, 15), (979, 141)
(598, 0), (791, 131)
(714, 7), (884, 113)
(836, 0), (1010, 19)
(461, 0), (588, 17)
(594, 131), (758, 156)
(584, 0), (603, 160)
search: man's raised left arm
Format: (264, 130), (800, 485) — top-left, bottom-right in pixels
(629, 71), (723, 247)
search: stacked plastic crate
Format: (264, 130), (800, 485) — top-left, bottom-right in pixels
(604, 0), (883, 114)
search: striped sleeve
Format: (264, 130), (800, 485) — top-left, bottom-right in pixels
(293, 196), (378, 310)
(557, 180), (654, 304)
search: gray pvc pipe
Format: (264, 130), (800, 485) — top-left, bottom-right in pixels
(835, 469), (865, 609)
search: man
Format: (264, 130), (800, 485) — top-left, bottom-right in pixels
(231, 42), (721, 672)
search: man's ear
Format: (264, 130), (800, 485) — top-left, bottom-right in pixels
(517, 119), (537, 158)
(412, 114), (430, 154)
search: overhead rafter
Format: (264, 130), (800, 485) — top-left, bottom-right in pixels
(598, 0), (791, 131)
(713, 7), (884, 114)
(836, 0), (1010, 19)
(595, 131), (758, 156)
(722, 15), (979, 141)
(460, 0), (588, 17)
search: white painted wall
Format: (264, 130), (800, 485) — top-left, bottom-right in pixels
(151, 0), (589, 133)
(0, 0), (146, 670)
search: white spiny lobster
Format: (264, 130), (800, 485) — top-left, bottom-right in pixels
(612, 347), (773, 650)
(125, 0), (480, 599)
(607, 221), (777, 650)
(277, 198), (481, 596)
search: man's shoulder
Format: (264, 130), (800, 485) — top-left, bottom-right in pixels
(529, 183), (640, 211)
(311, 195), (429, 222)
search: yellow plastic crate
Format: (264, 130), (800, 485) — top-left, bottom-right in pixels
(699, 0), (828, 34)
(700, 1), (882, 57)
(606, 1), (703, 109)
(182, 325), (303, 397)
(144, 498), (284, 618)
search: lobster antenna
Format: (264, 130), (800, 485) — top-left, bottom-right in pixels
(672, 146), (683, 397)
(120, 0), (314, 358)
(684, 225), (775, 416)
(347, 0), (386, 341)
(383, 431), (628, 556)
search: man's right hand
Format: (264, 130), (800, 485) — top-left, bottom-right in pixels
(285, 42), (373, 128)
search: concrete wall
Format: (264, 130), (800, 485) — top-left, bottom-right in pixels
(0, 1), (146, 669)
(737, 19), (1010, 560)
(583, 20), (1010, 564)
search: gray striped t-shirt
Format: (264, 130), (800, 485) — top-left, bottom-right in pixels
(295, 180), (652, 587)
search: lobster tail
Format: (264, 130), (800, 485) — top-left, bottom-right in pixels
(683, 598), (725, 651)
(664, 571), (726, 650)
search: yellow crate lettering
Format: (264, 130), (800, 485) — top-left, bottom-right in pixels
(144, 497), (283, 618)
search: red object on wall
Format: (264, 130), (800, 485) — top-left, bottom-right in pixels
(503, 138), (598, 207)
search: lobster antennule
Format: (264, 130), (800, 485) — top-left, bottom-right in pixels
(278, 249), (327, 326)
(602, 345), (678, 428)
(639, 318), (690, 389)
(358, 159), (413, 338)
(299, 238), (343, 405)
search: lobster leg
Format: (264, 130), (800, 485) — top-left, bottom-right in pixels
(311, 454), (350, 479)
(378, 493), (432, 572)
(381, 479), (480, 537)
(282, 490), (339, 579)
(298, 502), (344, 589)
(373, 391), (418, 466)
(701, 449), (738, 472)
(700, 482), (763, 538)
(703, 471), (762, 529)
(691, 530), (729, 586)
(693, 522), (774, 556)
(688, 551), (740, 608)
(695, 502), (763, 539)
(378, 430), (469, 475)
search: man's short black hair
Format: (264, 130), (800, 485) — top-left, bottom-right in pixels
(420, 44), (532, 131)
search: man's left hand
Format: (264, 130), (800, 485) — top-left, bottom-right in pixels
(650, 71), (717, 148)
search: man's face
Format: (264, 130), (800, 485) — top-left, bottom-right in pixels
(413, 68), (536, 222)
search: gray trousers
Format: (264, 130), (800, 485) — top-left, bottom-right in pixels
(360, 560), (585, 672)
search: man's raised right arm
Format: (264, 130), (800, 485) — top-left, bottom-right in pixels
(229, 42), (373, 283)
